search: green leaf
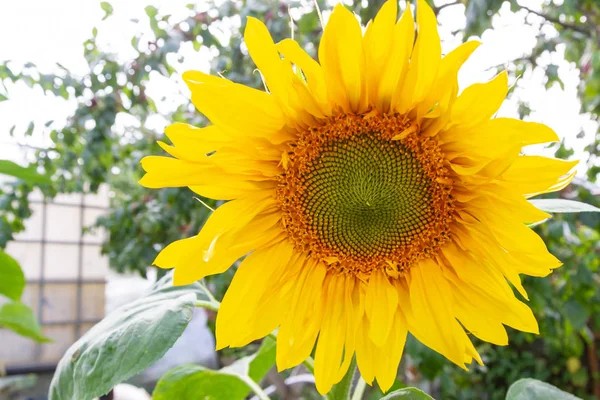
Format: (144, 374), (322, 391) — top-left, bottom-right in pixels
(0, 93), (7, 102)
(0, 374), (38, 394)
(0, 249), (25, 300)
(380, 387), (435, 400)
(100, 2), (113, 20)
(48, 274), (210, 400)
(0, 160), (50, 184)
(0, 301), (50, 342)
(145, 5), (158, 18)
(529, 199), (600, 213)
(506, 378), (582, 400)
(153, 336), (276, 400)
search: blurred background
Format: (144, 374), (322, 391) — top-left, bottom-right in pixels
(0, 0), (599, 399)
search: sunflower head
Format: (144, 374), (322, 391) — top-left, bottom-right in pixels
(140, 0), (577, 394)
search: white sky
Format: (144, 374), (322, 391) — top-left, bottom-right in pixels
(0, 0), (595, 172)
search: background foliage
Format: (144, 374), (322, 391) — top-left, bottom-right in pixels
(1, 0), (599, 398)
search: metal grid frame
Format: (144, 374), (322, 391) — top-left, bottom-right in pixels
(5, 197), (108, 374)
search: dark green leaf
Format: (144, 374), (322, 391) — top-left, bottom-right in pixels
(529, 199), (600, 213)
(0, 249), (25, 300)
(153, 336), (276, 400)
(48, 274), (210, 400)
(0, 301), (50, 342)
(506, 378), (582, 400)
(0, 160), (50, 184)
(380, 387), (434, 399)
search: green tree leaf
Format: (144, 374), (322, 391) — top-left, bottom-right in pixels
(380, 387), (435, 400)
(529, 199), (600, 213)
(0, 249), (25, 300)
(100, 2), (113, 20)
(0, 301), (50, 342)
(48, 274), (210, 400)
(153, 336), (276, 400)
(0, 160), (50, 184)
(506, 378), (582, 400)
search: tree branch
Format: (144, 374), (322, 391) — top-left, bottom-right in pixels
(434, 1), (461, 16)
(519, 4), (590, 36)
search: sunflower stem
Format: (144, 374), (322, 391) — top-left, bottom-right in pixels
(194, 300), (220, 311)
(241, 376), (272, 400)
(303, 355), (315, 374)
(327, 357), (357, 400)
(351, 376), (367, 400)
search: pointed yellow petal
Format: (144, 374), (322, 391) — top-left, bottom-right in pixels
(276, 39), (330, 112)
(500, 156), (578, 196)
(164, 123), (230, 159)
(276, 259), (327, 370)
(363, 0), (397, 108)
(216, 240), (295, 349)
(139, 156), (269, 200)
(314, 273), (358, 394)
(380, 6), (414, 112)
(373, 309), (407, 392)
(396, 0), (441, 113)
(450, 70), (508, 127)
(319, 4), (366, 113)
(365, 269), (398, 346)
(418, 40), (481, 120)
(155, 193), (278, 285)
(409, 259), (478, 368)
(183, 71), (286, 141)
(245, 17), (290, 100)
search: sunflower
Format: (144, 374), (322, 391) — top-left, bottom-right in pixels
(140, 0), (577, 394)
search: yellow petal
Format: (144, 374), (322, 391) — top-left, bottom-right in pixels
(314, 273), (359, 394)
(245, 17), (290, 101)
(450, 70), (508, 128)
(276, 39), (330, 112)
(440, 118), (559, 160)
(395, 0), (441, 113)
(461, 184), (551, 224)
(355, 307), (408, 392)
(188, 180), (275, 201)
(319, 4), (366, 113)
(363, 0), (397, 108)
(216, 240), (295, 349)
(379, 6), (414, 112)
(183, 71), (286, 141)
(154, 193), (278, 285)
(408, 259), (479, 368)
(418, 40), (481, 120)
(443, 262), (539, 335)
(355, 315), (375, 385)
(453, 217), (530, 299)
(500, 156), (578, 196)
(276, 259), (327, 370)
(139, 155), (269, 200)
(163, 123), (230, 159)
(374, 309), (407, 392)
(365, 269), (398, 346)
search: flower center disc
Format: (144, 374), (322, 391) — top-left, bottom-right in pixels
(303, 134), (429, 257)
(278, 113), (455, 277)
